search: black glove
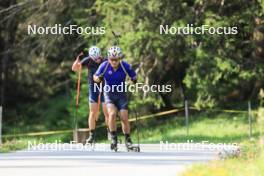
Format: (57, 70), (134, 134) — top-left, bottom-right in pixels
(131, 78), (137, 84)
(98, 74), (104, 82)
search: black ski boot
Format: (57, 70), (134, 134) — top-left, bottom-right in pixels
(125, 134), (133, 148)
(110, 131), (118, 152)
(107, 128), (111, 141)
(125, 134), (140, 152)
(86, 130), (95, 145)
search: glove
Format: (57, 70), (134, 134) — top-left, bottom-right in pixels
(98, 74), (104, 81)
(131, 78), (137, 84)
(77, 51), (84, 60)
(95, 74), (103, 83)
(94, 74), (103, 83)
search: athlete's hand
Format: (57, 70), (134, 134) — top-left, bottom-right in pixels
(72, 60), (81, 72)
(93, 75), (103, 83)
(131, 78), (137, 84)
(99, 74), (104, 81)
(78, 51), (84, 57)
(72, 52), (83, 72)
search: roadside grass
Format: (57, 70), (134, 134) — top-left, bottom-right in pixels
(1, 110), (258, 153)
(130, 111), (256, 144)
(180, 139), (264, 176)
(0, 133), (72, 153)
(178, 108), (264, 176)
(0, 140), (28, 153)
(181, 157), (264, 176)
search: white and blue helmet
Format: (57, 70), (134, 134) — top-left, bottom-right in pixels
(89, 46), (101, 60)
(108, 46), (122, 59)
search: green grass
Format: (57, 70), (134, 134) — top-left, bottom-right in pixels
(180, 139), (264, 176)
(181, 158), (264, 176)
(1, 110), (258, 153)
(128, 111), (257, 144)
(0, 140), (28, 153)
(0, 133), (72, 153)
(178, 108), (264, 176)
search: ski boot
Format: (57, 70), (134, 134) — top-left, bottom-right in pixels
(110, 131), (118, 152)
(86, 130), (96, 145)
(125, 134), (140, 152)
(107, 128), (111, 141)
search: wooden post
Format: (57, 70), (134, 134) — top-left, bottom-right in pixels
(73, 128), (89, 144)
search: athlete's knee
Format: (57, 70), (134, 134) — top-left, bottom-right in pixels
(90, 108), (97, 114)
(90, 110), (98, 119)
(103, 107), (109, 118)
(120, 110), (128, 119)
(121, 117), (129, 124)
(109, 111), (116, 118)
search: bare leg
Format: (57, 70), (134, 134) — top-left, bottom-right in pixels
(107, 103), (118, 150)
(102, 103), (109, 127)
(120, 109), (133, 147)
(87, 103), (99, 144)
(88, 103), (99, 130)
(107, 103), (117, 131)
(120, 109), (130, 134)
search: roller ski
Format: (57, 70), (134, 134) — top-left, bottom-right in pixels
(110, 132), (118, 152)
(125, 135), (140, 152)
(107, 128), (111, 141)
(86, 130), (96, 150)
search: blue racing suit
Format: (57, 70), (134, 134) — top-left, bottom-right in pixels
(81, 57), (107, 103)
(94, 60), (137, 110)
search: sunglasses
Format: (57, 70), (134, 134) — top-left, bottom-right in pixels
(109, 58), (120, 62)
(93, 57), (101, 61)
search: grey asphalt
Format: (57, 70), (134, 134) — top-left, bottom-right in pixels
(0, 143), (222, 176)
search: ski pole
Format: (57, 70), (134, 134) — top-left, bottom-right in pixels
(76, 65), (82, 108)
(96, 82), (102, 122)
(112, 31), (121, 45)
(73, 53), (83, 139)
(135, 109), (140, 147)
(132, 107), (140, 147)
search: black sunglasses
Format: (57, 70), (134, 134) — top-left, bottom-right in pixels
(109, 58), (120, 62)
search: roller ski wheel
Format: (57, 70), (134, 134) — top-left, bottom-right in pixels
(86, 134), (95, 145)
(126, 145), (140, 152)
(86, 133), (96, 150)
(107, 131), (111, 141)
(110, 142), (118, 152)
(125, 138), (140, 152)
(110, 136), (118, 152)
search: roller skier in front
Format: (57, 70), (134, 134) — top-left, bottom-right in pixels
(93, 46), (139, 152)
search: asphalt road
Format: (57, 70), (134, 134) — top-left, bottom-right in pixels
(0, 143), (223, 176)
